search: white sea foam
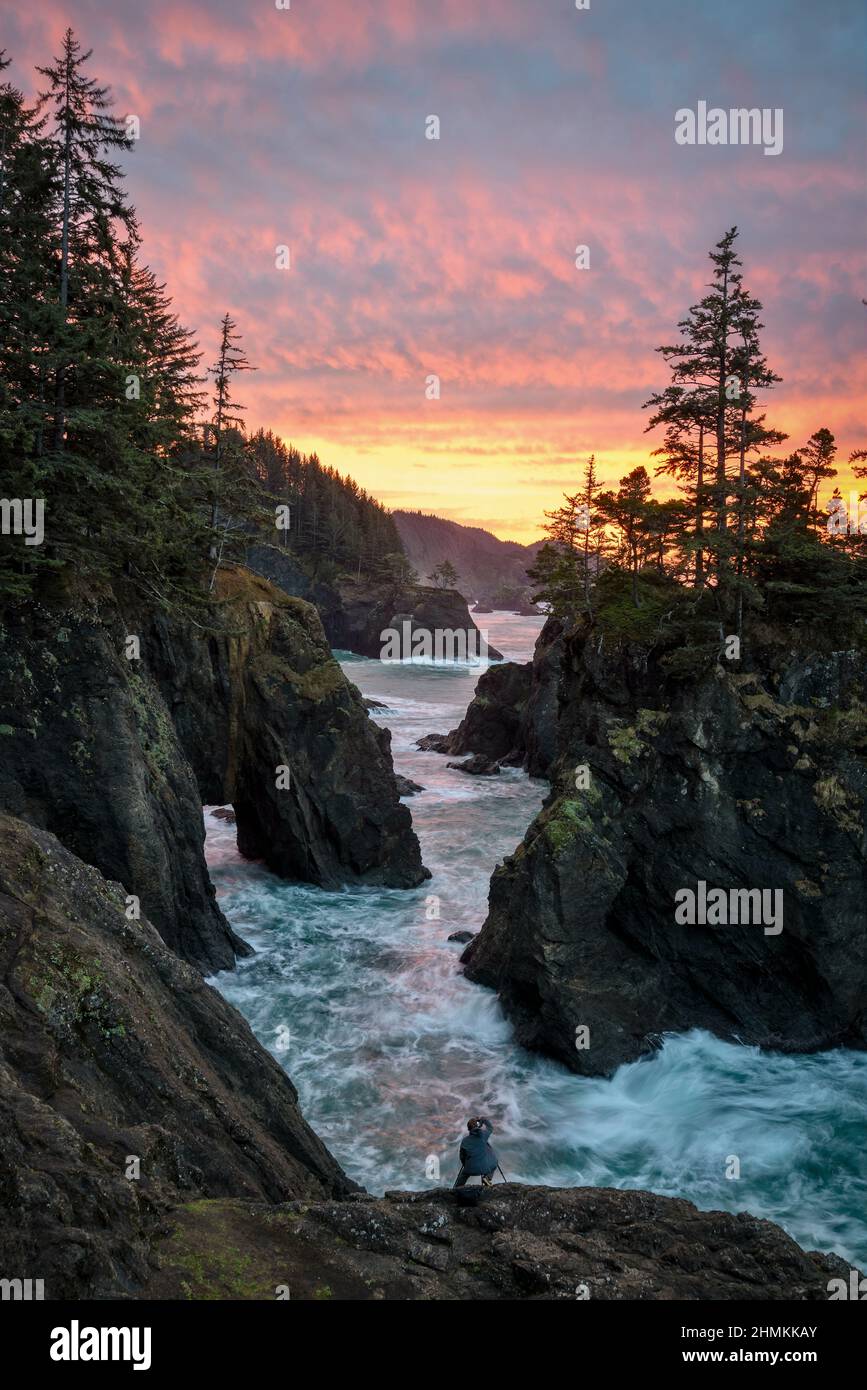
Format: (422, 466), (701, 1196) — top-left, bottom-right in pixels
(208, 611), (867, 1267)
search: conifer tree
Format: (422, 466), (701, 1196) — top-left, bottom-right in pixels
(0, 54), (58, 596)
(647, 228), (782, 606)
(532, 454), (607, 618)
(206, 313), (257, 586)
(36, 29), (134, 454)
(644, 385), (715, 586)
(428, 559), (459, 589)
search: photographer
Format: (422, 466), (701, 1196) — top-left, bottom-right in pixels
(453, 1115), (499, 1188)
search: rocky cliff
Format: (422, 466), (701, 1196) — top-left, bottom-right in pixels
(0, 812), (851, 1302)
(247, 544), (503, 660)
(141, 568), (427, 891)
(0, 583), (238, 972)
(0, 800), (858, 1302)
(463, 623), (867, 1076)
(0, 814), (352, 1300)
(0, 567), (426, 973)
(419, 616), (564, 773)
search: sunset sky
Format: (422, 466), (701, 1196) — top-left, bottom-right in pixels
(7, 0), (866, 541)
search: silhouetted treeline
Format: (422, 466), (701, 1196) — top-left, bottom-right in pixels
(0, 34), (403, 610)
(0, 34), (216, 607)
(531, 229), (867, 664)
(247, 429), (402, 580)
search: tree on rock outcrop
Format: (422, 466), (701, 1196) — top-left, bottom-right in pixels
(428, 559), (459, 589)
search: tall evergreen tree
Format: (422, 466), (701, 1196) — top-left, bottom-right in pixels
(648, 228), (782, 596)
(643, 385), (715, 587)
(597, 466), (653, 607)
(205, 313), (257, 586)
(0, 54), (58, 595)
(36, 28), (134, 454)
(531, 454), (607, 618)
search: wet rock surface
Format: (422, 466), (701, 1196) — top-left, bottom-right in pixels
(0, 569), (427, 973)
(419, 618), (564, 774)
(463, 625), (867, 1074)
(0, 810), (858, 1303)
(0, 815), (353, 1301)
(447, 754), (501, 776)
(142, 1185), (854, 1302)
(395, 775), (424, 796)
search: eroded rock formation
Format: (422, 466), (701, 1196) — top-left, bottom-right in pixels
(0, 567), (426, 972)
(141, 568), (428, 893)
(247, 544), (503, 660)
(463, 625), (867, 1075)
(0, 794), (857, 1301)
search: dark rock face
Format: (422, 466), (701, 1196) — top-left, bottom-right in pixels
(447, 755), (501, 776)
(522, 617), (566, 776)
(141, 570), (427, 892)
(0, 815), (353, 1300)
(464, 628), (867, 1076)
(244, 545), (344, 635)
(417, 733), (450, 752)
(0, 569), (427, 972)
(418, 618), (565, 775)
(395, 775), (424, 796)
(246, 544), (503, 661)
(0, 589), (242, 972)
(0, 812), (857, 1303)
(448, 930), (476, 943)
(143, 1186), (854, 1301)
(338, 581), (504, 662)
(437, 661), (533, 763)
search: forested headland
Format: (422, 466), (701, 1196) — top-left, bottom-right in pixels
(530, 228), (867, 670)
(0, 32), (402, 615)
(3, 35), (865, 669)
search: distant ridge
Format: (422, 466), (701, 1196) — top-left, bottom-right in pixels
(393, 510), (542, 602)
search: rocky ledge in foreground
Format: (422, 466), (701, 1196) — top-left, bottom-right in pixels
(143, 1186), (853, 1301)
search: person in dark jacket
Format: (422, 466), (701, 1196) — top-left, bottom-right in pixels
(454, 1115), (498, 1187)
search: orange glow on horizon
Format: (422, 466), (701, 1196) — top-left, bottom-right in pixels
(9, 1), (863, 546)
(270, 429), (866, 546)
